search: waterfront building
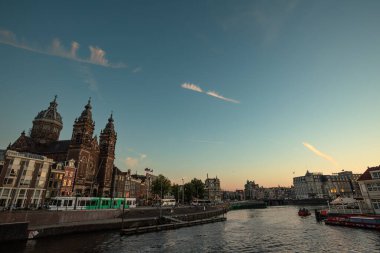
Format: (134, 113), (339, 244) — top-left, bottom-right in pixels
(204, 175), (221, 202)
(126, 170), (158, 205)
(293, 170), (361, 199)
(264, 186), (294, 200)
(111, 166), (129, 198)
(129, 173), (149, 205)
(45, 163), (65, 199)
(60, 159), (76, 196)
(222, 190), (244, 201)
(9, 96), (117, 197)
(244, 180), (261, 200)
(293, 171), (325, 199)
(323, 171), (362, 199)
(145, 169), (158, 201)
(0, 150), (54, 209)
(357, 166), (380, 214)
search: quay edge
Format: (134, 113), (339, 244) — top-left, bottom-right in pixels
(0, 206), (227, 241)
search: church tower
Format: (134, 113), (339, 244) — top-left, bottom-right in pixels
(30, 96), (63, 144)
(98, 113), (117, 197)
(67, 98), (99, 197)
(70, 98), (95, 148)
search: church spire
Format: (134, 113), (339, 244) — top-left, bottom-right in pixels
(77, 97), (94, 124)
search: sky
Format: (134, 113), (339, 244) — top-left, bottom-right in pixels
(1, 1), (380, 190)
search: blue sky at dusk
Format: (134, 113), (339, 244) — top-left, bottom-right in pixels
(1, 1), (380, 189)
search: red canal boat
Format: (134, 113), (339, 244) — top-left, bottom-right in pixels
(325, 214), (380, 230)
(298, 208), (311, 216)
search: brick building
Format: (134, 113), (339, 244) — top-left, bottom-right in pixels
(9, 96), (117, 197)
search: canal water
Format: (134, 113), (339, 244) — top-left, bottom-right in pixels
(3, 205), (380, 252)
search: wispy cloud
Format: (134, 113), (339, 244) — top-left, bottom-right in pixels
(0, 29), (126, 68)
(124, 150), (147, 169)
(181, 83), (203, 93)
(206, 91), (240, 104)
(302, 142), (338, 167)
(181, 82), (240, 104)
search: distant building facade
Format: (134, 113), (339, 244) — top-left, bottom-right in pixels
(111, 167), (130, 198)
(0, 150), (54, 209)
(205, 176), (221, 202)
(222, 190), (244, 201)
(60, 159), (76, 196)
(9, 96), (117, 197)
(45, 163), (65, 199)
(244, 180), (260, 200)
(293, 170), (361, 199)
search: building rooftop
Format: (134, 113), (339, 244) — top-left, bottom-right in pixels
(357, 166), (380, 181)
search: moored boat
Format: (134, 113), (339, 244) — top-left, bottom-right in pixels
(315, 209), (328, 221)
(324, 214), (380, 230)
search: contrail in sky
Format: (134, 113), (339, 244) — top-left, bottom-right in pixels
(181, 82), (240, 104)
(302, 142), (338, 167)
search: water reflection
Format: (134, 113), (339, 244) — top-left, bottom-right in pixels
(2, 206), (380, 252)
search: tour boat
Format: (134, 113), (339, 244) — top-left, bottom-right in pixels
(324, 214), (380, 230)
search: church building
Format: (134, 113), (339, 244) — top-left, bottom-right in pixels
(9, 96), (117, 197)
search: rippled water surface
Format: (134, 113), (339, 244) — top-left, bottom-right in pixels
(4, 206), (380, 252)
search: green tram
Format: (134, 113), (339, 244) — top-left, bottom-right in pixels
(48, 197), (136, 211)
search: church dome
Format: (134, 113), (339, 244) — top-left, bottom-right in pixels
(31, 96), (63, 144)
(34, 96), (63, 126)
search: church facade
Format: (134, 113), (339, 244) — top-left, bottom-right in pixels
(9, 96), (117, 197)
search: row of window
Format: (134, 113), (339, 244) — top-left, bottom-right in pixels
(366, 183), (380, 191)
(373, 200), (380, 210)
(371, 171), (380, 179)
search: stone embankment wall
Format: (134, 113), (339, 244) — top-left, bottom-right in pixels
(121, 205), (223, 219)
(0, 206), (228, 241)
(0, 222), (28, 242)
(0, 209), (121, 227)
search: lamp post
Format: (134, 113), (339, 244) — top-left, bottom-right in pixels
(159, 179), (163, 218)
(121, 173), (128, 231)
(182, 178), (184, 205)
(177, 184), (180, 205)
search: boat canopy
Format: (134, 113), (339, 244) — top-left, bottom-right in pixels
(330, 197), (357, 205)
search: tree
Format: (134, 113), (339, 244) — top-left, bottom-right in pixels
(151, 174), (171, 199)
(190, 178), (205, 199)
(183, 178), (205, 202)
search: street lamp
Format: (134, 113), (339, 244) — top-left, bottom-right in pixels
(177, 184), (180, 205)
(182, 178), (184, 205)
(121, 173), (128, 231)
(159, 179), (163, 218)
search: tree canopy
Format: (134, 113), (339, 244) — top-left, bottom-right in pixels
(151, 174), (171, 199)
(182, 178), (205, 203)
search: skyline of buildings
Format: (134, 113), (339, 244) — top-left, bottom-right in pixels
(3, 142), (380, 214)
